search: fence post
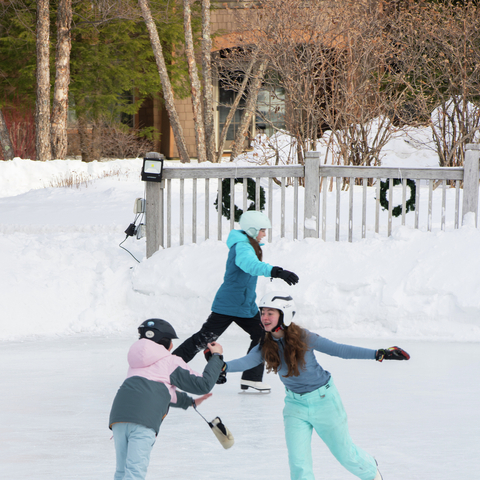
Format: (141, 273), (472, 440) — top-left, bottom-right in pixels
(145, 151), (165, 258)
(146, 181), (164, 258)
(462, 144), (480, 226)
(304, 152), (320, 238)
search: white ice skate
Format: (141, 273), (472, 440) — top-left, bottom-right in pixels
(240, 380), (271, 393)
(373, 469), (383, 480)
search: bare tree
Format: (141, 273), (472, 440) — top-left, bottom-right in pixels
(319, 1), (403, 168)
(183, 0), (207, 162)
(201, 0), (215, 162)
(138, 0), (190, 163)
(184, 0), (238, 163)
(225, 0), (333, 162)
(218, 0), (403, 167)
(51, 0), (72, 160)
(0, 110), (15, 160)
(214, 47), (260, 163)
(35, 0), (52, 161)
(386, 1), (480, 167)
(137, 0), (262, 163)
(230, 58), (268, 161)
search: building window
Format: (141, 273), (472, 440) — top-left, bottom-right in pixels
(256, 86), (285, 137)
(217, 80), (247, 147)
(216, 80), (286, 150)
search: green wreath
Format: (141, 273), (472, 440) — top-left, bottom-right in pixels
(379, 178), (416, 217)
(214, 178), (266, 222)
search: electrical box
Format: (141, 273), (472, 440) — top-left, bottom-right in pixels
(136, 224), (146, 240)
(134, 198), (146, 214)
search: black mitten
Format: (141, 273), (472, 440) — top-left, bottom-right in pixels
(216, 363), (227, 384)
(271, 266), (299, 286)
(376, 346), (410, 362)
(204, 349), (227, 384)
(204, 348), (213, 362)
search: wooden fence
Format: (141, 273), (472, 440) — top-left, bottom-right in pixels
(145, 145), (480, 257)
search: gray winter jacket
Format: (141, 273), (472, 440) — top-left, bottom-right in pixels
(109, 339), (223, 434)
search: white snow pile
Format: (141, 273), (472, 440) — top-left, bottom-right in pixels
(1, 127), (480, 343)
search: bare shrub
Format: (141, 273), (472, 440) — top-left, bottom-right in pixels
(386, 1), (480, 167)
(49, 172), (92, 188)
(220, 0), (402, 166)
(49, 167), (123, 188)
(100, 124), (154, 159)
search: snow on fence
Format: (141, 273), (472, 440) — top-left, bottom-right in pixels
(145, 145), (480, 257)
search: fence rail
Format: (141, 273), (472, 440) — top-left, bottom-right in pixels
(306, 161), (465, 241)
(145, 145), (480, 257)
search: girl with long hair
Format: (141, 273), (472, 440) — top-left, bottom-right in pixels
(224, 292), (410, 480)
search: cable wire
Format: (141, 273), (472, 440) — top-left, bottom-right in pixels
(119, 235), (141, 263)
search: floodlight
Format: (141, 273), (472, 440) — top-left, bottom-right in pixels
(141, 152), (164, 182)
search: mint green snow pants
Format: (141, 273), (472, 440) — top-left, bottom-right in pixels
(283, 378), (377, 480)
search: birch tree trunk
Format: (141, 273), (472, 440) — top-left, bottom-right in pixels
(138, 0), (190, 163)
(201, 0), (215, 162)
(35, 0), (52, 161)
(183, 0), (207, 163)
(230, 59), (268, 161)
(51, 0), (72, 160)
(0, 110), (15, 160)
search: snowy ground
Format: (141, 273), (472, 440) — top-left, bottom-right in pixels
(1, 127), (480, 479)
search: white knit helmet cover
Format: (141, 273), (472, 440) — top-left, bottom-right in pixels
(239, 211), (271, 238)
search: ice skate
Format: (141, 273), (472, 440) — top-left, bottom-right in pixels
(240, 380), (271, 393)
(373, 468), (383, 480)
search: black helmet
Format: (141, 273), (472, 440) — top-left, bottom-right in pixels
(138, 318), (178, 344)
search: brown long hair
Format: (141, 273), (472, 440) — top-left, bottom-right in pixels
(245, 232), (263, 261)
(261, 322), (309, 377)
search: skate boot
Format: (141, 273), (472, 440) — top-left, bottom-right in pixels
(373, 469), (383, 480)
(240, 380), (271, 393)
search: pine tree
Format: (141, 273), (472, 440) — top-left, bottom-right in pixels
(0, 0), (190, 161)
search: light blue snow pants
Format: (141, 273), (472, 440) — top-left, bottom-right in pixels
(112, 423), (156, 480)
(283, 378), (377, 480)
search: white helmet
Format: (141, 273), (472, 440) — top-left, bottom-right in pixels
(239, 210), (271, 239)
(259, 291), (296, 327)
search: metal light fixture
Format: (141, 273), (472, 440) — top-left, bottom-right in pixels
(141, 152), (164, 182)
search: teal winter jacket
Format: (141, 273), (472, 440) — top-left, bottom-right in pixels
(211, 229), (273, 318)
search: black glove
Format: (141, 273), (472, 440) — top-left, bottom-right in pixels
(204, 349), (227, 384)
(216, 362), (227, 385)
(271, 266), (299, 286)
(376, 346), (410, 362)
(204, 348), (213, 362)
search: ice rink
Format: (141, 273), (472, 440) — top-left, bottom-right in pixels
(1, 331), (478, 479)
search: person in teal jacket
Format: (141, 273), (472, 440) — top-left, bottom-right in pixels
(224, 291), (411, 480)
(173, 210), (299, 392)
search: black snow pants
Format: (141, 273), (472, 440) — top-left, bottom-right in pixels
(172, 311), (264, 382)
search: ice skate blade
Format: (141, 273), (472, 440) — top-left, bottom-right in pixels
(239, 386), (271, 394)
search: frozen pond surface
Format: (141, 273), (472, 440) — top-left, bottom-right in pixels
(1, 331), (478, 479)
